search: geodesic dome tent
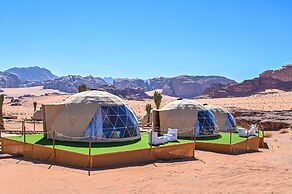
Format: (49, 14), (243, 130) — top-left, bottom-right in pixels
(205, 105), (236, 132)
(152, 99), (218, 137)
(42, 91), (141, 142)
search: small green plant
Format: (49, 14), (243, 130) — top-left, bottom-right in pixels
(145, 103), (152, 125)
(78, 84), (87, 93)
(153, 91), (162, 109)
(33, 101), (37, 112)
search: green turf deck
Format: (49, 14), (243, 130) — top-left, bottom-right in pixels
(6, 131), (261, 155)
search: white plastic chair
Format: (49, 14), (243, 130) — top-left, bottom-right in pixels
(238, 128), (248, 137)
(148, 131), (165, 145)
(165, 128), (178, 142)
(248, 125), (256, 136)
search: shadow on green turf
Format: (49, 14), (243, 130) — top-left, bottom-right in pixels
(179, 134), (222, 141)
(35, 137), (142, 148)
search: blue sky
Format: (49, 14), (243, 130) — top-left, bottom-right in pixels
(0, 0), (291, 82)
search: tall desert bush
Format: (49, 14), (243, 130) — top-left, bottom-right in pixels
(145, 103), (152, 125)
(78, 84), (87, 93)
(153, 91), (162, 109)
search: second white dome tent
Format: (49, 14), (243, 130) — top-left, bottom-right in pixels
(152, 99), (219, 137)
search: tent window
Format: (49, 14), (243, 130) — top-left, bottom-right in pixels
(197, 110), (218, 135)
(84, 105), (140, 140)
(226, 113), (236, 131)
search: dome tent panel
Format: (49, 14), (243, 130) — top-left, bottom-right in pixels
(45, 103), (99, 140)
(195, 110), (218, 136)
(204, 105), (236, 132)
(226, 113), (236, 132)
(83, 105), (140, 141)
(159, 109), (198, 137)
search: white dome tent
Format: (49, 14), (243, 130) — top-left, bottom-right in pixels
(204, 105), (237, 132)
(152, 99), (219, 137)
(42, 91), (141, 142)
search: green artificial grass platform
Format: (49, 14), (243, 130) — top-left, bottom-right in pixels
(6, 131), (262, 155)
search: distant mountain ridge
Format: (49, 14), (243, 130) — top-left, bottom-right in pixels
(5, 65), (291, 98)
(1, 66), (237, 98)
(5, 66), (57, 81)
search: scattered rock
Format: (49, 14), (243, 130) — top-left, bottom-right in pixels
(10, 102), (22, 106)
(3, 115), (18, 119)
(21, 94), (36, 98)
(10, 98), (21, 103)
(230, 107), (292, 130)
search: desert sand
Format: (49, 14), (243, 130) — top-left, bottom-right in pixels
(0, 131), (291, 194)
(0, 87), (291, 193)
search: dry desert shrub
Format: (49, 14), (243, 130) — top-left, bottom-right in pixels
(279, 128), (290, 134)
(264, 132), (273, 138)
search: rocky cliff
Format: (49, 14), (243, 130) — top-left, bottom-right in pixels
(230, 107), (292, 131)
(98, 85), (151, 100)
(161, 75), (236, 98)
(260, 64), (292, 82)
(204, 65), (292, 98)
(111, 76), (235, 98)
(113, 78), (149, 90)
(0, 71), (22, 88)
(43, 75), (107, 93)
(6, 66), (57, 81)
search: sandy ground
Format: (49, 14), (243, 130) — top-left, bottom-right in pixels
(0, 131), (291, 194)
(0, 87), (292, 193)
(1, 88), (291, 131)
(196, 89), (292, 111)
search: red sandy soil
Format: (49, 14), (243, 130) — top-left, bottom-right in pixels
(1, 87), (291, 193)
(0, 131), (291, 194)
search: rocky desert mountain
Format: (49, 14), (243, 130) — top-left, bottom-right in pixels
(203, 65), (292, 98)
(1, 65), (291, 98)
(0, 71), (22, 88)
(160, 75), (236, 98)
(5, 66), (57, 81)
(103, 77), (114, 84)
(42, 75), (107, 93)
(112, 76), (236, 98)
(1, 66), (236, 98)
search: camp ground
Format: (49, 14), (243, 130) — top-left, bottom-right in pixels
(1, 91), (264, 169)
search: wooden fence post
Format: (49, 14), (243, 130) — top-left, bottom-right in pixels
(88, 136), (92, 175)
(23, 120), (26, 143)
(193, 128), (196, 158)
(33, 119), (36, 132)
(53, 131), (55, 149)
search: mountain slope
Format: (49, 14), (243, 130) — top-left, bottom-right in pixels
(43, 75), (107, 93)
(203, 65), (292, 98)
(0, 71), (22, 88)
(5, 66), (57, 81)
